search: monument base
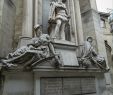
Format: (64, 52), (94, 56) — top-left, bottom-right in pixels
(53, 39), (79, 67)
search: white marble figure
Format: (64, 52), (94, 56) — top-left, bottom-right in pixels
(80, 37), (108, 70)
(0, 24), (61, 68)
(49, 0), (70, 40)
(34, 24), (42, 37)
(6, 24), (42, 59)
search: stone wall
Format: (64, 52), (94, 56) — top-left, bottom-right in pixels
(2, 72), (34, 95)
(12, 0), (23, 49)
(79, 0), (108, 67)
(0, 0), (16, 57)
(0, 0), (4, 57)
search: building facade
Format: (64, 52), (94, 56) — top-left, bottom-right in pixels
(100, 12), (113, 94)
(0, 0), (113, 95)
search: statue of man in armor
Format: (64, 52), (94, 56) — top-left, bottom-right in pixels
(49, 0), (70, 40)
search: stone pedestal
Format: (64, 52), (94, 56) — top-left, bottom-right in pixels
(53, 40), (79, 66)
(33, 70), (106, 95)
(2, 72), (33, 95)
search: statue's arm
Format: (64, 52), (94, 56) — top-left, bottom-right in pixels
(65, 7), (68, 15)
(91, 47), (98, 56)
(64, 4), (70, 18)
(48, 42), (55, 55)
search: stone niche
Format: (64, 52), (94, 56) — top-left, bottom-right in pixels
(42, 0), (73, 42)
(42, 0), (52, 33)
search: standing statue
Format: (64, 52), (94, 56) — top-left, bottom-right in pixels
(80, 37), (108, 70)
(49, 0), (70, 40)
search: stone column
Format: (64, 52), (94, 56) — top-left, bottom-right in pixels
(0, 0), (16, 57)
(34, 0), (42, 25)
(69, 0), (78, 45)
(34, 0), (38, 25)
(80, 0), (109, 63)
(33, 0), (43, 37)
(74, 0), (84, 45)
(18, 0), (33, 47)
(22, 0), (33, 37)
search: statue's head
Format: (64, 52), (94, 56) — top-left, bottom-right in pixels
(34, 24), (41, 30)
(87, 37), (93, 43)
(34, 24), (42, 37)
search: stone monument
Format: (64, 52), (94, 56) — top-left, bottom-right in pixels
(0, 0), (108, 72)
(0, 0), (111, 95)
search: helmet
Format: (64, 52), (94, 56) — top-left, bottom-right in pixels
(34, 24), (41, 30)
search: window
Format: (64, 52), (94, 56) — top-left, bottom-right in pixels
(110, 24), (113, 33)
(100, 19), (106, 28)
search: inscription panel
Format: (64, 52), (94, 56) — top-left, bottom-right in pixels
(81, 78), (96, 94)
(63, 78), (81, 95)
(41, 78), (62, 95)
(41, 77), (96, 95)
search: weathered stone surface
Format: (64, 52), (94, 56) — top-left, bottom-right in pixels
(41, 78), (62, 95)
(2, 72), (33, 95)
(12, 0), (23, 49)
(53, 40), (79, 66)
(41, 77), (96, 95)
(0, 0), (112, 95)
(0, 0), (16, 57)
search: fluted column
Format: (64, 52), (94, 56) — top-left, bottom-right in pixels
(34, 0), (38, 25)
(34, 0), (42, 25)
(69, 0), (78, 45)
(74, 0), (84, 45)
(18, 0), (33, 47)
(22, 0), (33, 37)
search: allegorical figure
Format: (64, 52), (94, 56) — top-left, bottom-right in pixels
(49, 0), (70, 40)
(80, 37), (108, 70)
(0, 24), (61, 68)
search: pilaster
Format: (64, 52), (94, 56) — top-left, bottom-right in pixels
(74, 0), (84, 45)
(22, 0), (33, 37)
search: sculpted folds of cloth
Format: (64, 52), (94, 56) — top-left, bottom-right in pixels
(0, 24), (61, 69)
(80, 37), (108, 70)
